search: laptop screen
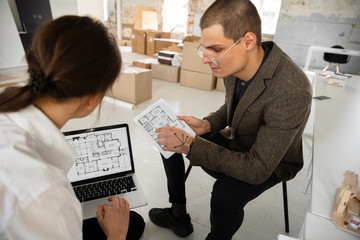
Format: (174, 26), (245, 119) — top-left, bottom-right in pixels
(64, 124), (134, 183)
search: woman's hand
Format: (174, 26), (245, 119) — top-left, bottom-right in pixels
(97, 196), (130, 240)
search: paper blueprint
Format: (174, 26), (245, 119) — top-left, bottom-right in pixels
(134, 99), (195, 159)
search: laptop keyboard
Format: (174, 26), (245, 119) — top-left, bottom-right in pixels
(73, 176), (137, 202)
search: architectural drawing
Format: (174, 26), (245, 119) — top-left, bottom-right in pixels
(134, 99), (195, 159)
(67, 132), (130, 176)
(138, 106), (186, 146)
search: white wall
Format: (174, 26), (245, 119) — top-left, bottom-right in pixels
(50, 0), (105, 22)
(0, 0), (26, 69)
(274, 0), (360, 74)
(50, 0), (78, 19)
(77, 0), (105, 22)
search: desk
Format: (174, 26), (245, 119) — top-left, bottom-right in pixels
(303, 46), (360, 72)
(301, 71), (360, 239)
(300, 212), (359, 240)
(311, 70), (360, 219)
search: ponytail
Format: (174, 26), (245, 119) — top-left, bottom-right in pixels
(0, 70), (53, 112)
(0, 85), (33, 112)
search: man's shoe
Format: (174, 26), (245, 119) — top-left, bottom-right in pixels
(149, 208), (194, 237)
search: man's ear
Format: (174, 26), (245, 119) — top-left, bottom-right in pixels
(243, 32), (257, 50)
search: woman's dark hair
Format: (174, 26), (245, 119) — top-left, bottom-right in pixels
(0, 15), (121, 112)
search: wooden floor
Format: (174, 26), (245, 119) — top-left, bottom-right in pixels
(61, 47), (313, 240)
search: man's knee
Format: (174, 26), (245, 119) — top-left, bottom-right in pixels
(211, 179), (246, 213)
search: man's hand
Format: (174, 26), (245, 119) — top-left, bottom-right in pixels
(177, 116), (211, 136)
(97, 196), (130, 240)
(156, 126), (194, 154)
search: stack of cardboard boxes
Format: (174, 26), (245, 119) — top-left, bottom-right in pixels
(180, 37), (216, 91)
(107, 6), (224, 106)
(152, 49), (182, 83)
(132, 29), (182, 56)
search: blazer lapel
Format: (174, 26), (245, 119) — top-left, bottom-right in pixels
(231, 75), (265, 129)
(227, 41), (281, 132)
(225, 75), (237, 125)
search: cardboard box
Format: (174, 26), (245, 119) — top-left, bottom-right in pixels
(146, 30), (161, 56)
(131, 35), (137, 52)
(107, 67), (152, 105)
(142, 11), (158, 30)
(160, 32), (171, 38)
(216, 78), (225, 92)
(151, 63), (180, 82)
(134, 6), (155, 29)
(182, 39), (213, 74)
(135, 29), (147, 55)
(180, 69), (216, 91)
(132, 58), (158, 69)
(155, 38), (182, 53)
(161, 32), (184, 40)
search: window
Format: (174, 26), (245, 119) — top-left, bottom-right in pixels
(162, 0), (188, 33)
(251, 0), (282, 35)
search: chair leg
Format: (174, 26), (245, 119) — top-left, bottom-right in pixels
(184, 165), (192, 182)
(336, 63), (341, 74)
(282, 181), (290, 233)
(323, 62), (330, 71)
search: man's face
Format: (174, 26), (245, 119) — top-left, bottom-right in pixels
(200, 24), (246, 78)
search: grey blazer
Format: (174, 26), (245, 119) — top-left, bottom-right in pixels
(189, 42), (313, 184)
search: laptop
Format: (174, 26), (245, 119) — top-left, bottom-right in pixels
(63, 123), (147, 219)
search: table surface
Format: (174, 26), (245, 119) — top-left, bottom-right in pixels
(310, 70), (360, 219)
(302, 212), (360, 240)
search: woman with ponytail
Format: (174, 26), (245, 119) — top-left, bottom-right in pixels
(0, 16), (144, 240)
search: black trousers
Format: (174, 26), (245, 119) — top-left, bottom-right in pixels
(82, 211), (145, 240)
(161, 134), (280, 240)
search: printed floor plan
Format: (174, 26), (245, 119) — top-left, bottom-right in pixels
(138, 106), (186, 147)
(134, 99), (195, 159)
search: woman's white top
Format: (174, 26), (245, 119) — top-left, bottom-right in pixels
(0, 105), (82, 239)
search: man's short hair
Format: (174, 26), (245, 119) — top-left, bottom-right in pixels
(200, 0), (262, 45)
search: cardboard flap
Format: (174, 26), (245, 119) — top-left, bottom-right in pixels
(183, 35), (201, 43)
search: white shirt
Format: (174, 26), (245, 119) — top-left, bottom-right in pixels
(0, 105), (82, 239)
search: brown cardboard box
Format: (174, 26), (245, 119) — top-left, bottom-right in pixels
(131, 31), (137, 53)
(182, 39), (213, 74)
(132, 58), (158, 69)
(146, 30), (161, 56)
(141, 11), (158, 30)
(164, 43), (182, 53)
(170, 32), (184, 40)
(107, 67), (152, 105)
(117, 39), (127, 46)
(160, 32), (171, 38)
(155, 38), (182, 54)
(151, 63), (180, 82)
(216, 78), (225, 92)
(134, 6), (155, 29)
(180, 69), (216, 91)
(161, 32), (184, 40)
(135, 29), (147, 55)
